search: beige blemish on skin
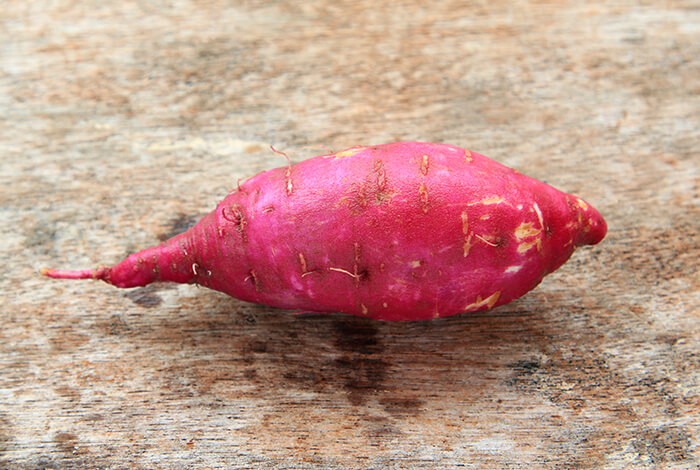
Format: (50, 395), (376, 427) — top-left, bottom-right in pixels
(285, 167), (293, 196)
(465, 291), (501, 311)
(505, 265), (522, 274)
(533, 202), (544, 229)
(480, 214), (491, 220)
(467, 195), (504, 206)
(410, 260), (422, 268)
(481, 196), (505, 205)
(517, 240), (539, 254)
(361, 303), (369, 315)
(420, 154), (429, 175)
(576, 198), (588, 211)
(461, 211), (475, 256)
(465, 149), (473, 163)
(419, 182), (429, 213)
(515, 207), (544, 252)
(382, 302), (388, 308)
(515, 222), (541, 240)
(333, 146), (366, 158)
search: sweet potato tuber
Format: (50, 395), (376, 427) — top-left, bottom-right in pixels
(44, 142), (606, 321)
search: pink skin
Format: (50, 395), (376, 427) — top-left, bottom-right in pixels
(43, 142), (606, 321)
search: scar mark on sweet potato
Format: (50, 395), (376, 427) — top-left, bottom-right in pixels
(461, 211), (475, 256)
(245, 270), (261, 292)
(419, 182), (429, 213)
(341, 160), (395, 213)
(333, 146), (366, 159)
(464, 291), (501, 311)
(515, 222), (541, 240)
(298, 252), (318, 278)
(373, 160), (388, 199)
(298, 252), (308, 273)
(533, 202), (544, 229)
(420, 154), (429, 175)
(467, 195), (505, 206)
(517, 240), (539, 254)
(222, 204), (247, 242)
(465, 149), (473, 163)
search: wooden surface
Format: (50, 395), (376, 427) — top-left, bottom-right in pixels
(1, 1), (698, 468)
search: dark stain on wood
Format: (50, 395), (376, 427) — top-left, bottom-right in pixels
(157, 213), (199, 241)
(331, 319), (387, 406)
(632, 426), (692, 465)
(124, 284), (164, 308)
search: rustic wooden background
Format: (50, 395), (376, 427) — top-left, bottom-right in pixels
(1, 1), (698, 468)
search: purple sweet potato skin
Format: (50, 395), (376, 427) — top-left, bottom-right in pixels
(166, 142), (604, 320)
(46, 142), (606, 321)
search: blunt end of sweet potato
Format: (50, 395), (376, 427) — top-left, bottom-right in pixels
(574, 197), (608, 247)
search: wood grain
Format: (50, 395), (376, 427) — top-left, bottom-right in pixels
(1, 1), (698, 468)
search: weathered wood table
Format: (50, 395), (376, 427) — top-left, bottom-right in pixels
(1, 1), (697, 468)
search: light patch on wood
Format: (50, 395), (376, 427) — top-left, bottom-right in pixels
(464, 291), (501, 311)
(419, 181), (429, 213)
(333, 146), (366, 158)
(420, 154), (429, 175)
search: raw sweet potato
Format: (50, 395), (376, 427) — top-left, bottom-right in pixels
(44, 142), (606, 321)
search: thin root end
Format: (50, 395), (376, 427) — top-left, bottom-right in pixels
(41, 267), (106, 281)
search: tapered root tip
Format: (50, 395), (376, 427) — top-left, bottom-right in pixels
(41, 267), (108, 281)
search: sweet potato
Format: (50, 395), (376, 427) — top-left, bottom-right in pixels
(44, 142), (606, 321)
